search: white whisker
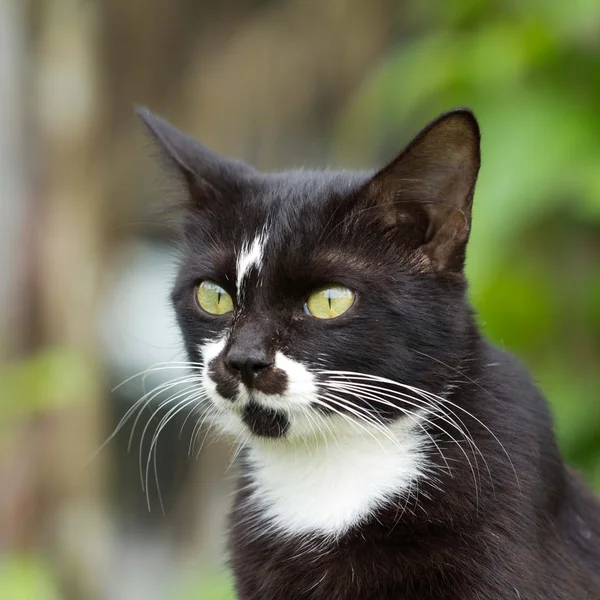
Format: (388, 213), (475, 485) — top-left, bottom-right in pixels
(138, 382), (203, 492)
(320, 384), (454, 480)
(319, 369), (517, 490)
(319, 381), (482, 507)
(148, 397), (202, 512)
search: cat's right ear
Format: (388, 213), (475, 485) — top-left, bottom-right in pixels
(136, 107), (254, 205)
(365, 108), (480, 272)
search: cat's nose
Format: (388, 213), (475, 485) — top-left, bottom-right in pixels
(226, 352), (274, 388)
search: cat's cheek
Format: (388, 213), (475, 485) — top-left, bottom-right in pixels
(202, 374), (235, 412)
(213, 410), (247, 439)
(198, 336), (232, 408)
(273, 352), (318, 407)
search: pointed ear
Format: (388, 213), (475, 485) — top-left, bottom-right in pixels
(136, 106), (254, 203)
(367, 108), (480, 272)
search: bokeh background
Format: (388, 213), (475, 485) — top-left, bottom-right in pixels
(1, 1), (599, 598)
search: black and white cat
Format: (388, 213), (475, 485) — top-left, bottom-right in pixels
(137, 107), (600, 599)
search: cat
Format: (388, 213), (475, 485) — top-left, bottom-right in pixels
(137, 106), (600, 599)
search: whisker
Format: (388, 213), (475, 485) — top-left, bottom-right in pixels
(189, 404), (215, 457)
(146, 391), (207, 512)
(138, 383), (203, 492)
(195, 408), (225, 459)
(303, 403), (338, 452)
(320, 381), (483, 506)
(313, 394), (397, 454)
(146, 395), (203, 513)
(321, 380), (480, 465)
(87, 374), (201, 465)
(129, 375), (203, 452)
(112, 362), (204, 393)
(320, 369), (517, 490)
(321, 383), (454, 480)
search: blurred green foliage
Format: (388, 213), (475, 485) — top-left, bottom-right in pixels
(336, 0), (600, 490)
(2, 1), (598, 599)
(0, 557), (59, 600)
(0, 351), (98, 599)
(0, 348), (97, 424)
(176, 572), (236, 600)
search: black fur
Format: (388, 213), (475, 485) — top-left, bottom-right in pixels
(138, 106), (600, 599)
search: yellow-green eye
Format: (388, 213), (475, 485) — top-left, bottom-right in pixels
(305, 285), (355, 319)
(196, 281), (234, 315)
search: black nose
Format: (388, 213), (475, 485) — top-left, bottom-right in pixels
(226, 353), (274, 388)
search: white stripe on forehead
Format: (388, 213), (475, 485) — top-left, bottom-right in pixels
(236, 230), (268, 299)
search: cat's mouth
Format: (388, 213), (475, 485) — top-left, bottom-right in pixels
(241, 399), (290, 438)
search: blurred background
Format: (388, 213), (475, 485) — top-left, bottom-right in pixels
(1, 0), (599, 598)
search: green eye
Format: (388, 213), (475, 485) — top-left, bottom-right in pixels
(305, 285), (355, 319)
(196, 281), (234, 315)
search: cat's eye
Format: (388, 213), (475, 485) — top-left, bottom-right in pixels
(196, 280), (234, 315)
(305, 285), (355, 319)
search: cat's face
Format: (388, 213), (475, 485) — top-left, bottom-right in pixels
(139, 108), (480, 444)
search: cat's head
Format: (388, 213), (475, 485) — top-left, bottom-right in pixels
(138, 108), (480, 443)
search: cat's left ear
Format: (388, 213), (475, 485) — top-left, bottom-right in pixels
(136, 106), (254, 207)
(367, 108), (480, 272)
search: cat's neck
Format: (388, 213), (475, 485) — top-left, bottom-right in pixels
(242, 416), (429, 538)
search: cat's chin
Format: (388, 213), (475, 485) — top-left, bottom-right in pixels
(241, 400), (290, 438)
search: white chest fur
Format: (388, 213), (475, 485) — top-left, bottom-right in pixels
(243, 418), (428, 538)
